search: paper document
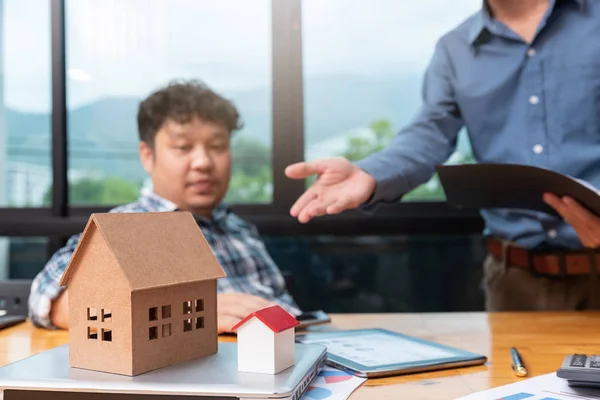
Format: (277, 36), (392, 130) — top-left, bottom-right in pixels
(301, 366), (366, 400)
(457, 373), (600, 400)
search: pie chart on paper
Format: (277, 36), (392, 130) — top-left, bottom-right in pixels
(318, 369), (353, 384)
(304, 386), (333, 399)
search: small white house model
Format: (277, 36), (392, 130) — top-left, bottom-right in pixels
(232, 305), (299, 374)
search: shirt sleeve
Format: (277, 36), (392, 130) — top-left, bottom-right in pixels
(28, 233), (82, 329)
(355, 37), (464, 206)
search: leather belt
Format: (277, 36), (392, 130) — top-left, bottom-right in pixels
(487, 237), (600, 277)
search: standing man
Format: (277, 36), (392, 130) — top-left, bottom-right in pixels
(286, 0), (600, 311)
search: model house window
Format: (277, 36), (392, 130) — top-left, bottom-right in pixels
(195, 299), (204, 312)
(87, 307), (97, 321)
(162, 305), (171, 319)
(195, 316), (204, 329)
(184, 319), (192, 332)
(183, 301), (192, 314)
(88, 327), (98, 339)
(149, 307), (158, 321)
(102, 329), (112, 341)
(87, 307), (112, 341)
(162, 323), (172, 337)
(149, 326), (158, 340)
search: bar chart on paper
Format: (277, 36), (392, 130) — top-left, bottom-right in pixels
(497, 393), (566, 400)
(458, 373), (600, 400)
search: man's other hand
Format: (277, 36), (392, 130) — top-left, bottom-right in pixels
(217, 292), (275, 334)
(543, 193), (600, 248)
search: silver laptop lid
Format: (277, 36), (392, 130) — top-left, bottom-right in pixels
(0, 342), (326, 399)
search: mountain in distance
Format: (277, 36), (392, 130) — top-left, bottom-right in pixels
(2, 72), (474, 180)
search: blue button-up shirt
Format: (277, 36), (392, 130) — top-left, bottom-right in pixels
(357, 0), (600, 250)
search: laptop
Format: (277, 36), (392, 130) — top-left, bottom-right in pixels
(0, 342), (327, 400)
(0, 314), (26, 330)
(0, 279), (31, 317)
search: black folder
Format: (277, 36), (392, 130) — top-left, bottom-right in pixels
(435, 164), (600, 217)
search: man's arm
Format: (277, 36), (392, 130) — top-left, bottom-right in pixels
(356, 38), (464, 205)
(28, 233), (82, 329)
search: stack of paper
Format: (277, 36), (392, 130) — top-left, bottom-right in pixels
(458, 373), (600, 400)
(301, 366), (366, 400)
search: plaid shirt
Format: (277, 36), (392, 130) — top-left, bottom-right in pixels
(29, 188), (300, 329)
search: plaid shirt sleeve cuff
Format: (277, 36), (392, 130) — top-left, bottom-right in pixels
(28, 234), (81, 329)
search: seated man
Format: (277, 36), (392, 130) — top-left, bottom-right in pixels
(28, 79), (300, 333)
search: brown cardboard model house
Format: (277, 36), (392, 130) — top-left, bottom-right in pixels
(58, 211), (226, 376)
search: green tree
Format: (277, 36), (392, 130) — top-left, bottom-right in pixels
(338, 118), (464, 201)
(341, 119), (396, 162)
(226, 137), (272, 204)
(43, 177), (140, 206)
(226, 165), (272, 204)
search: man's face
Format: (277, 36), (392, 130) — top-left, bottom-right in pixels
(139, 117), (231, 216)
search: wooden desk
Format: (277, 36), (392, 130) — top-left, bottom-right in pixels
(2, 312), (600, 399)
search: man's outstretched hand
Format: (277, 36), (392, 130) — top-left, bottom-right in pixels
(284, 157), (376, 223)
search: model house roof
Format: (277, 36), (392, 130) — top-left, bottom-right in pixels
(231, 305), (299, 333)
(59, 211), (226, 290)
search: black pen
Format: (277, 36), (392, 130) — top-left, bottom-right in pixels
(511, 347), (527, 377)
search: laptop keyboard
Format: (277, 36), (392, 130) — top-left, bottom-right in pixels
(0, 315), (26, 330)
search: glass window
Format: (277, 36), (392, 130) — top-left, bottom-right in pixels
(1, 1), (52, 207)
(65, 0), (272, 206)
(1, 237), (48, 279)
(302, 1), (479, 201)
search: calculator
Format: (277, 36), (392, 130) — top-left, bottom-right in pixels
(557, 354), (600, 388)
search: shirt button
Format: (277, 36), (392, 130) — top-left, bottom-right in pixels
(529, 95), (539, 105)
(527, 48), (536, 57)
(547, 229), (557, 239)
(533, 144), (544, 154)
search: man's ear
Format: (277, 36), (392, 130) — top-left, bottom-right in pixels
(139, 141), (155, 174)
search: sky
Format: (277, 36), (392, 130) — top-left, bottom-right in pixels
(2, 0), (481, 113)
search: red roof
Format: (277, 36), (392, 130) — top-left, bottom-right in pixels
(231, 305), (299, 333)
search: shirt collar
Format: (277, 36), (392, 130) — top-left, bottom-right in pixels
(138, 187), (231, 223)
(468, 0), (585, 46)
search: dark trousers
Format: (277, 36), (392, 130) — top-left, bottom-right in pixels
(483, 254), (600, 311)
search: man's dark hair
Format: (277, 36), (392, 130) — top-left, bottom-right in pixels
(137, 79), (243, 147)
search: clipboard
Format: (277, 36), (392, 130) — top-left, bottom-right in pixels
(435, 164), (600, 217)
(295, 328), (487, 378)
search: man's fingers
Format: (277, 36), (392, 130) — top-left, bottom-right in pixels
(219, 292), (273, 314)
(545, 195), (600, 248)
(563, 197), (600, 246)
(301, 197), (337, 221)
(543, 193), (566, 215)
(285, 160), (325, 179)
(564, 197), (596, 225)
(297, 198), (330, 223)
(326, 197), (353, 215)
(290, 190), (317, 218)
(217, 315), (241, 334)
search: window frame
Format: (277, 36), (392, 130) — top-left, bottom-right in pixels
(0, 0), (482, 261)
